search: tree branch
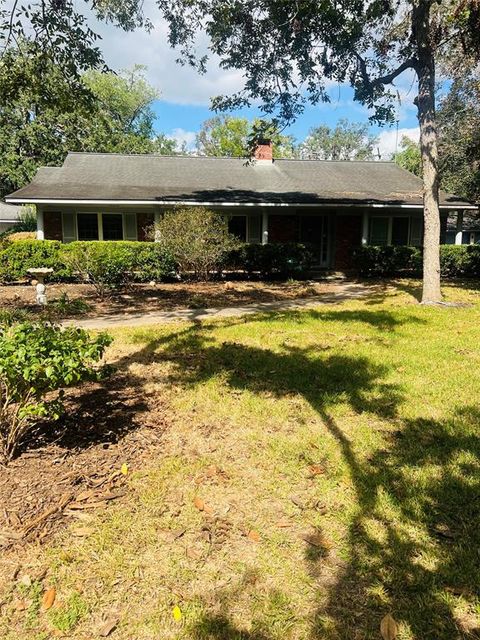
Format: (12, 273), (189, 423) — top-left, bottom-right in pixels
(355, 53), (418, 90)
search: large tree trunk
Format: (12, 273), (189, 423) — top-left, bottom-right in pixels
(414, 0), (442, 304)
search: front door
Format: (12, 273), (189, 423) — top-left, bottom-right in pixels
(299, 215), (330, 267)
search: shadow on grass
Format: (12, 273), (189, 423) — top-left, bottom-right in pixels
(114, 308), (479, 639)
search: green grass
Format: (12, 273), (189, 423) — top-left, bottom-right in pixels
(2, 281), (480, 639)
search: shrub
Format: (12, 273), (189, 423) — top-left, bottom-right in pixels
(225, 242), (316, 278)
(352, 244), (480, 277)
(0, 321), (112, 460)
(155, 207), (240, 280)
(0, 239), (71, 282)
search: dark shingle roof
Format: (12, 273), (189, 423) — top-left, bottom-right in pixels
(5, 152), (474, 208)
(0, 201), (22, 222)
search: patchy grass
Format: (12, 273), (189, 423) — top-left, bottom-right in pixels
(1, 281), (480, 639)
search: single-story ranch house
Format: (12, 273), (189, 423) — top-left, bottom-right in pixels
(6, 142), (477, 270)
(0, 201), (22, 234)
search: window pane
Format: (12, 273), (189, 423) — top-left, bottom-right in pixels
(410, 217), (423, 246)
(392, 217), (409, 245)
(247, 215), (262, 243)
(228, 216), (247, 241)
(77, 213), (98, 241)
(102, 214), (123, 241)
(369, 217), (389, 246)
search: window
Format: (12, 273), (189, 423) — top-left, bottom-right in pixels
(248, 215), (262, 243)
(228, 216), (247, 241)
(391, 217), (409, 246)
(369, 217), (389, 246)
(77, 213), (99, 240)
(102, 214), (123, 240)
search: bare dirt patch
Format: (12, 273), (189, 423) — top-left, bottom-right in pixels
(0, 280), (346, 319)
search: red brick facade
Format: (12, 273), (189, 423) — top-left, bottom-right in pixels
(268, 215), (298, 243)
(44, 211), (63, 241)
(334, 215), (362, 270)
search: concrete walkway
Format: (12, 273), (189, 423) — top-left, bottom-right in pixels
(65, 283), (370, 330)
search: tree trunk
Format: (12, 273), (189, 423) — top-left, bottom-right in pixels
(413, 0), (442, 304)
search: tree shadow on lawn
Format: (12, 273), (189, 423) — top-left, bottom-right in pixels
(113, 309), (478, 639)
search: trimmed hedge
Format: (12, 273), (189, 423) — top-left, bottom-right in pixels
(353, 244), (480, 277)
(225, 243), (316, 278)
(0, 240), (176, 284)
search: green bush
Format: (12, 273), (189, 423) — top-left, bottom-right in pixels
(0, 322), (112, 460)
(0, 240), (176, 288)
(225, 242), (316, 278)
(352, 244), (480, 277)
(0, 239), (72, 282)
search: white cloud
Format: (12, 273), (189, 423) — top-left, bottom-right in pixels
(168, 128), (197, 151)
(376, 127), (419, 160)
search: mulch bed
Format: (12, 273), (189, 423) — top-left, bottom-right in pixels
(0, 280), (340, 320)
(0, 373), (167, 552)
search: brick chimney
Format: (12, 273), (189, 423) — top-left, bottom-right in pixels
(254, 139), (273, 163)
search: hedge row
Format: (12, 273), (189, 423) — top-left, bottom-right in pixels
(352, 244), (480, 277)
(0, 239), (316, 284)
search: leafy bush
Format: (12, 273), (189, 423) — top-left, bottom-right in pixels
(0, 205), (37, 240)
(155, 207), (240, 280)
(352, 244), (480, 277)
(0, 239), (176, 289)
(0, 239), (71, 282)
(0, 321), (112, 460)
(225, 242), (316, 278)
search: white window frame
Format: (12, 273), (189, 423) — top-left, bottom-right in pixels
(75, 212), (137, 241)
(368, 215), (422, 246)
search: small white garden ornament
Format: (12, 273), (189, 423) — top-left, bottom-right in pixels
(27, 268), (53, 305)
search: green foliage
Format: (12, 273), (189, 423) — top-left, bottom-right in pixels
(393, 136), (422, 176)
(155, 208), (240, 280)
(225, 243), (316, 278)
(0, 240), (71, 283)
(47, 592), (89, 633)
(437, 76), (480, 203)
(0, 322), (112, 460)
(196, 115), (297, 158)
(0, 240), (176, 289)
(300, 119), (378, 161)
(353, 244), (480, 277)
(0, 56), (177, 198)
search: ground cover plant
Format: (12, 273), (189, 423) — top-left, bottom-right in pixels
(0, 281), (479, 639)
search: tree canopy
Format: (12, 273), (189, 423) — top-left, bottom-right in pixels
(196, 115), (296, 158)
(0, 59), (176, 198)
(393, 136), (422, 177)
(300, 119), (378, 160)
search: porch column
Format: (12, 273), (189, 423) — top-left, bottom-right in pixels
(36, 209), (45, 241)
(262, 211), (268, 244)
(154, 211), (161, 242)
(455, 210), (464, 245)
(361, 212), (369, 245)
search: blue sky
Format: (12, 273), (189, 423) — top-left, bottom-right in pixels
(87, 2), (420, 158)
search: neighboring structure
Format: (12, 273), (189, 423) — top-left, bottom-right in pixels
(0, 201), (22, 234)
(5, 142), (477, 269)
(446, 211), (480, 245)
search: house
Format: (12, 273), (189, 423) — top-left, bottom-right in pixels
(5, 142), (476, 270)
(0, 201), (22, 234)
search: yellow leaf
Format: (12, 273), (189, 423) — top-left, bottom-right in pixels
(172, 605), (182, 622)
(120, 463), (129, 476)
(41, 587), (56, 611)
(380, 613), (398, 640)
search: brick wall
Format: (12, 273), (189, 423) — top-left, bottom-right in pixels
(137, 212), (154, 241)
(334, 215), (362, 270)
(268, 215), (298, 243)
(44, 211), (63, 241)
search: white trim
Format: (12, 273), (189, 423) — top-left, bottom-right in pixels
(5, 197), (476, 210)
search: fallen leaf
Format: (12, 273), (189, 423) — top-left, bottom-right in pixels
(380, 613), (398, 640)
(98, 616), (120, 637)
(120, 463), (129, 476)
(193, 497), (205, 511)
(172, 605), (182, 622)
(186, 547), (202, 560)
(71, 526), (95, 537)
(41, 587), (56, 611)
(247, 530), (260, 542)
(308, 464), (325, 477)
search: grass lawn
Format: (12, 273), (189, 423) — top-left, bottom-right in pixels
(1, 281), (480, 639)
